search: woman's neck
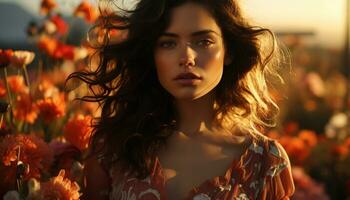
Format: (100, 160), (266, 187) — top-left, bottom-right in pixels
(174, 91), (216, 136)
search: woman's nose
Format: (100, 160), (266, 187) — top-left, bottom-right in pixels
(179, 44), (196, 68)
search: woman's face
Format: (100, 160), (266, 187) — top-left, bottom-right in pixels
(154, 2), (227, 100)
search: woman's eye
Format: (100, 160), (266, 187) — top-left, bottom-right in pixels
(158, 40), (177, 48)
(196, 39), (214, 47)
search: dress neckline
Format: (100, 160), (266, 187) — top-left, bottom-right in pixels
(152, 133), (255, 199)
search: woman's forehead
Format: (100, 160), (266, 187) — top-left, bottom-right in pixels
(164, 2), (221, 36)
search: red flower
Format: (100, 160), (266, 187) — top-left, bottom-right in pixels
(74, 1), (98, 23)
(53, 43), (75, 60)
(36, 93), (66, 123)
(0, 134), (54, 193)
(50, 14), (69, 35)
(40, 0), (57, 15)
(344, 137), (350, 148)
(0, 80), (7, 98)
(284, 121), (299, 135)
(332, 144), (349, 159)
(0, 49), (13, 68)
(64, 114), (93, 151)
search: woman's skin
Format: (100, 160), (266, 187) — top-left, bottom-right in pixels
(84, 2), (249, 200)
(154, 4), (249, 199)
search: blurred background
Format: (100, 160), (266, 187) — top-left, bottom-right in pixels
(0, 0), (349, 199)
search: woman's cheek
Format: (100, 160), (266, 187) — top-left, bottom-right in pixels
(200, 48), (225, 69)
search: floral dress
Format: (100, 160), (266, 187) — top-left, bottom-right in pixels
(106, 134), (295, 200)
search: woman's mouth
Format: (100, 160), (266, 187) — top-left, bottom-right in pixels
(174, 72), (202, 85)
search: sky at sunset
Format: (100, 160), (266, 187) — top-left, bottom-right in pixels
(0, 0), (347, 48)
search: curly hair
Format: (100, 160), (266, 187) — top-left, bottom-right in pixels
(67, 0), (285, 178)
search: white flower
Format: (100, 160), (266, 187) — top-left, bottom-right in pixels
(27, 178), (41, 195)
(329, 112), (347, 129)
(3, 190), (20, 200)
(306, 72), (325, 97)
(11, 50), (35, 66)
(73, 47), (88, 61)
(44, 21), (57, 34)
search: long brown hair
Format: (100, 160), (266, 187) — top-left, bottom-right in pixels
(67, 0), (284, 178)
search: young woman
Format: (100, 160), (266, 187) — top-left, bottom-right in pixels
(72, 0), (295, 199)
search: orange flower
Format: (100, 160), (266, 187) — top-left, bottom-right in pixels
(38, 36), (58, 57)
(41, 68), (69, 86)
(0, 134), (54, 191)
(283, 121), (299, 135)
(304, 100), (317, 111)
(344, 137), (350, 148)
(266, 130), (280, 139)
(40, 0), (57, 15)
(64, 114), (93, 151)
(0, 80), (7, 98)
(30, 170), (80, 200)
(0, 49), (13, 68)
(7, 75), (29, 94)
(36, 78), (59, 99)
(74, 1), (98, 23)
(36, 93), (66, 123)
(298, 130), (318, 147)
(10, 50), (35, 66)
(50, 14), (69, 35)
(332, 144), (349, 159)
(279, 136), (309, 165)
(13, 94), (38, 124)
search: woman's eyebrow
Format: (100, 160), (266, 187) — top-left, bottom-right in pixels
(160, 30), (220, 37)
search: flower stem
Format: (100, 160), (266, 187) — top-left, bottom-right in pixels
(44, 123), (50, 142)
(3, 68), (13, 106)
(0, 114), (3, 128)
(3, 68), (14, 126)
(22, 64), (31, 89)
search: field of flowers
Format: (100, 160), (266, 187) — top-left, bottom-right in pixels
(0, 0), (98, 199)
(0, 0), (349, 199)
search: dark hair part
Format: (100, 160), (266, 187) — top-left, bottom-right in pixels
(67, 0), (284, 178)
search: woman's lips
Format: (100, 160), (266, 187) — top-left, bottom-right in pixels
(174, 72), (202, 85)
